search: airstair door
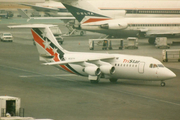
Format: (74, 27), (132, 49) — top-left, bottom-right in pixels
(138, 62), (145, 73)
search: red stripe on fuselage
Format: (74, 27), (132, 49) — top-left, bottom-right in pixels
(31, 29), (75, 74)
(83, 18), (111, 24)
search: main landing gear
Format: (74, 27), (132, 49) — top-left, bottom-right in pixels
(161, 81), (166, 87)
(90, 75), (100, 84)
(148, 37), (155, 44)
(90, 79), (99, 84)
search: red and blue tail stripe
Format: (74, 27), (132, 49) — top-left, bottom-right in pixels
(31, 28), (83, 76)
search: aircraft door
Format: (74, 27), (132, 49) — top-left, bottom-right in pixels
(6, 100), (16, 116)
(138, 62), (145, 74)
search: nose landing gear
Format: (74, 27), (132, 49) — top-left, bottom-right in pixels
(161, 81), (166, 87)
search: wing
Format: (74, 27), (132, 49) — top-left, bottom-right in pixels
(43, 56), (115, 66)
(20, 3), (59, 12)
(30, 17), (75, 20)
(17, 9), (75, 20)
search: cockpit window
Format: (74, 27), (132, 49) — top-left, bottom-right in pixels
(149, 64), (164, 68)
(158, 64), (164, 67)
(149, 64), (158, 68)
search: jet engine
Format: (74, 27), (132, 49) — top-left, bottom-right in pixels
(100, 22), (127, 29)
(83, 66), (101, 76)
(100, 65), (115, 75)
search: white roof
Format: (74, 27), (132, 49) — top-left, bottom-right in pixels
(8, 24), (57, 29)
(0, 96), (20, 100)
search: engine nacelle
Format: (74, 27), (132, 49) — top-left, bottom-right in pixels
(100, 22), (127, 30)
(83, 66), (101, 76)
(100, 65), (115, 75)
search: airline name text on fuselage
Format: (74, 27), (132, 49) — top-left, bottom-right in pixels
(123, 59), (140, 63)
(76, 12), (94, 16)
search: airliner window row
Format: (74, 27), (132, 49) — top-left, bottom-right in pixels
(115, 64), (138, 67)
(138, 10), (180, 14)
(128, 24), (180, 27)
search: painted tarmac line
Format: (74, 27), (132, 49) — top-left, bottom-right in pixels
(0, 64), (79, 81)
(19, 74), (77, 78)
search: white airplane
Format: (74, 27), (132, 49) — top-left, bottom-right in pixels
(20, 0), (180, 17)
(59, 0), (180, 44)
(8, 24), (176, 86)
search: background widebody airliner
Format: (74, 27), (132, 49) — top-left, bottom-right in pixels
(8, 24), (176, 86)
(21, 0), (180, 17)
(58, 0), (180, 44)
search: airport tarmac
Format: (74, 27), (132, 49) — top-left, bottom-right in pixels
(0, 22), (180, 120)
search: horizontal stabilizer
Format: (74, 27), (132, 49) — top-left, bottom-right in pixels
(20, 3), (59, 12)
(29, 17), (75, 20)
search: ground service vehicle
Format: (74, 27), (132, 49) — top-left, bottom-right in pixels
(0, 32), (13, 42)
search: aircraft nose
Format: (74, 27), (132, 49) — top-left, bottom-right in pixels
(158, 68), (176, 80)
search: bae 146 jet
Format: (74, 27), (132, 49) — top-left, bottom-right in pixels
(8, 24), (176, 86)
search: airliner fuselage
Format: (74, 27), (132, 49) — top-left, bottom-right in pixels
(80, 17), (180, 38)
(59, 53), (175, 81)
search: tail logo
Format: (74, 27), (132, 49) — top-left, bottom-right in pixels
(31, 28), (83, 76)
(63, 3), (110, 23)
(43, 39), (51, 49)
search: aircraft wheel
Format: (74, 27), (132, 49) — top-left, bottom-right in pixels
(109, 78), (118, 83)
(148, 38), (155, 44)
(80, 31), (84, 36)
(161, 81), (165, 87)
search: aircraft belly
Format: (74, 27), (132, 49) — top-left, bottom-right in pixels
(113, 67), (140, 79)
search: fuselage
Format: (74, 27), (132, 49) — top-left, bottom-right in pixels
(56, 52), (176, 81)
(80, 17), (180, 37)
